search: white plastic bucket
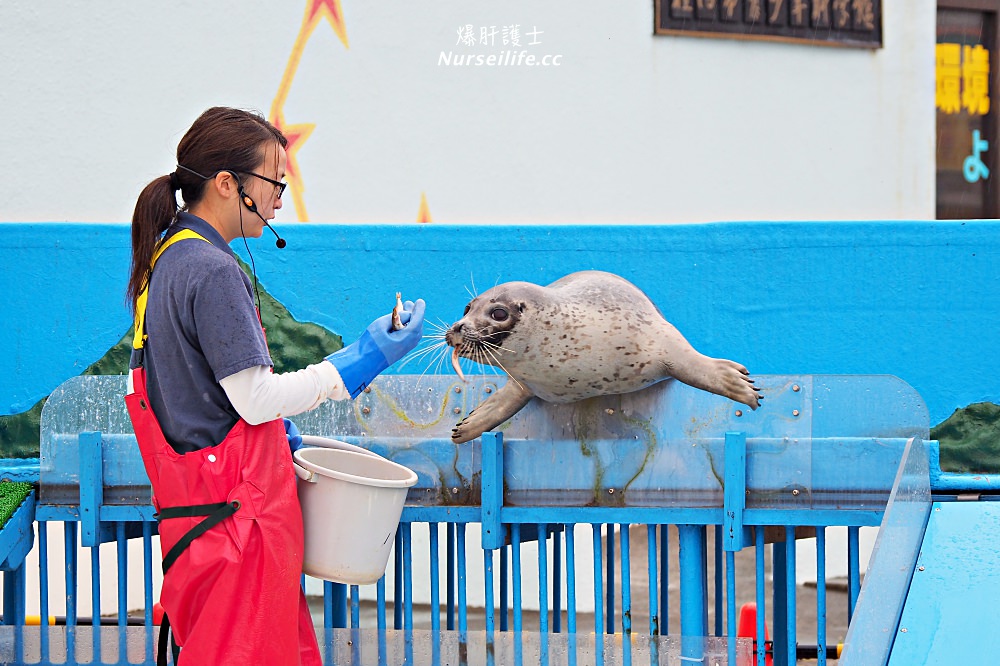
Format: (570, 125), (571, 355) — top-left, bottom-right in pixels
(293, 438), (417, 584)
(298, 434), (379, 458)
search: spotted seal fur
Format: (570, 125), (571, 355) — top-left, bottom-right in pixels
(445, 270), (762, 443)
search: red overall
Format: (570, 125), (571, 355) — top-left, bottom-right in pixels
(126, 230), (321, 665)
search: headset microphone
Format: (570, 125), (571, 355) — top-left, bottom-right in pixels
(239, 186), (287, 249)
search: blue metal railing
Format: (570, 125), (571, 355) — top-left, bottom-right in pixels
(0, 373), (935, 664)
(8, 492), (869, 664)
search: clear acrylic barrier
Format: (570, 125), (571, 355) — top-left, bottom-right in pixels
(837, 437), (932, 666)
(40, 374), (929, 510)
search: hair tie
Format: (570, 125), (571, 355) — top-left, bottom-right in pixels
(168, 171), (180, 191)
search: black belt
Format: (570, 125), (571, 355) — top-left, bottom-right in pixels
(155, 500), (241, 666)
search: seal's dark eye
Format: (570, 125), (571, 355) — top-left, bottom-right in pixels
(490, 308), (509, 322)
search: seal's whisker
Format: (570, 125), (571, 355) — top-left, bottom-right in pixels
(396, 340), (448, 372)
(481, 346), (525, 391)
(413, 343), (454, 389)
(478, 339), (516, 355)
(401, 343), (448, 366)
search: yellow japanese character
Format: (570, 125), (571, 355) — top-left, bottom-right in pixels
(791, 0), (808, 26)
(936, 43), (962, 115)
(812, 0), (831, 25)
(833, 0), (851, 29)
(852, 0), (875, 31)
(963, 44), (991, 116)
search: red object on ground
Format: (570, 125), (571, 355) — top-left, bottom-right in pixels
(737, 603), (774, 666)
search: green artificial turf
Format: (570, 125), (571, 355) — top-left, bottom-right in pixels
(0, 481), (33, 529)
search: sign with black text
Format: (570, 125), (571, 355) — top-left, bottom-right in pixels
(655, 0), (882, 49)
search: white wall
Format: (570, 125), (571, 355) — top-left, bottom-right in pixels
(0, 0), (928, 617)
(0, 1), (935, 225)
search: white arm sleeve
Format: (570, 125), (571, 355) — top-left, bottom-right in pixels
(219, 362), (351, 425)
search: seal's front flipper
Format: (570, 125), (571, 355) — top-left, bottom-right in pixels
(451, 381), (534, 444)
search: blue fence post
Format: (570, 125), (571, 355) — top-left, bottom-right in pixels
(592, 525), (604, 636)
(78, 431), (103, 548)
(429, 523), (441, 632)
(847, 526), (860, 622)
(499, 545), (508, 632)
(724, 431), (748, 552)
(660, 525), (669, 636)
(402, 522), (414, 630)
(394, 531), (403, 629)
(784, 527), (797, 666)
(447, 522), (456, 631)
(330, 582), (347, 628)
(646, 524), (658, 638)
(481, 432), (504, 550)
(620, 524), (631, 636)
(1, 564), (26, 625)
(116, 522), (127, 627)
(678, 524), (707, 661)
(755, 528), (766, 666)
(606, 526), (615, 634)
(772, 542), (788, 666)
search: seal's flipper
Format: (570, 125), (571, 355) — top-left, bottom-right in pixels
(664, 355), (763, 410)
(451, 381), (534, 444)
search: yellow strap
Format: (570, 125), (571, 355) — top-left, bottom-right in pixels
(132, 229), (211, 349)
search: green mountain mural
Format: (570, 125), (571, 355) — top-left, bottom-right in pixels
(0, 262), (343, 458)
(931, 402), (1000, 473)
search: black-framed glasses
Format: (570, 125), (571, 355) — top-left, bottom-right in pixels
(245, 171), (288, 199)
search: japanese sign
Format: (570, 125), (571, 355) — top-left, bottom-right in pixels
(936, 7), (995, 219)
(655, 0), (882, 49)
(936, 43), (990, 116)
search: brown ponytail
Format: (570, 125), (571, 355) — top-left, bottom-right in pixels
(126, 174), (178, 314)
(126, 107), (287, 314)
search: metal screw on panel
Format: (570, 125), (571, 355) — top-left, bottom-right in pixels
(918, 566), (925, 571)
(453, 408), (462, 414)
(900, 628), (908, 633)
(485, 387), (492, 394)
(454, 386), (462, 394)
(364, 387), (371, 394)
(792, 410), (800, 417)
(792, 385), (801, 392)
(605, 409), (615, 415)
(452, 487), (459, 494)
(735, 410), (743, 417)
(362, 407), (371, 415)
(792, 489), (800, 496)
(608, 488), (615, 494)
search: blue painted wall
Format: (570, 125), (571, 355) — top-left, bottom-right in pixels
(2, 222), (998, 430)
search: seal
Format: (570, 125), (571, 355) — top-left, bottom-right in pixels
(445, 270), (762, 443)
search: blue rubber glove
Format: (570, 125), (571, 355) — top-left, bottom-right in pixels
(327, 299), (426, 398)
(283, 417), (303, 453)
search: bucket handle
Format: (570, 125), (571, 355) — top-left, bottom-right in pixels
(293, 461), (316, 483)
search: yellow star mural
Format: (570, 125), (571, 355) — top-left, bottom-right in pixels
(270, 0), (349, 222)
(271, 1), (432, 223)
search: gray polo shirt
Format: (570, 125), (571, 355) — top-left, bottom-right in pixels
(130, 212), (272, 453)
